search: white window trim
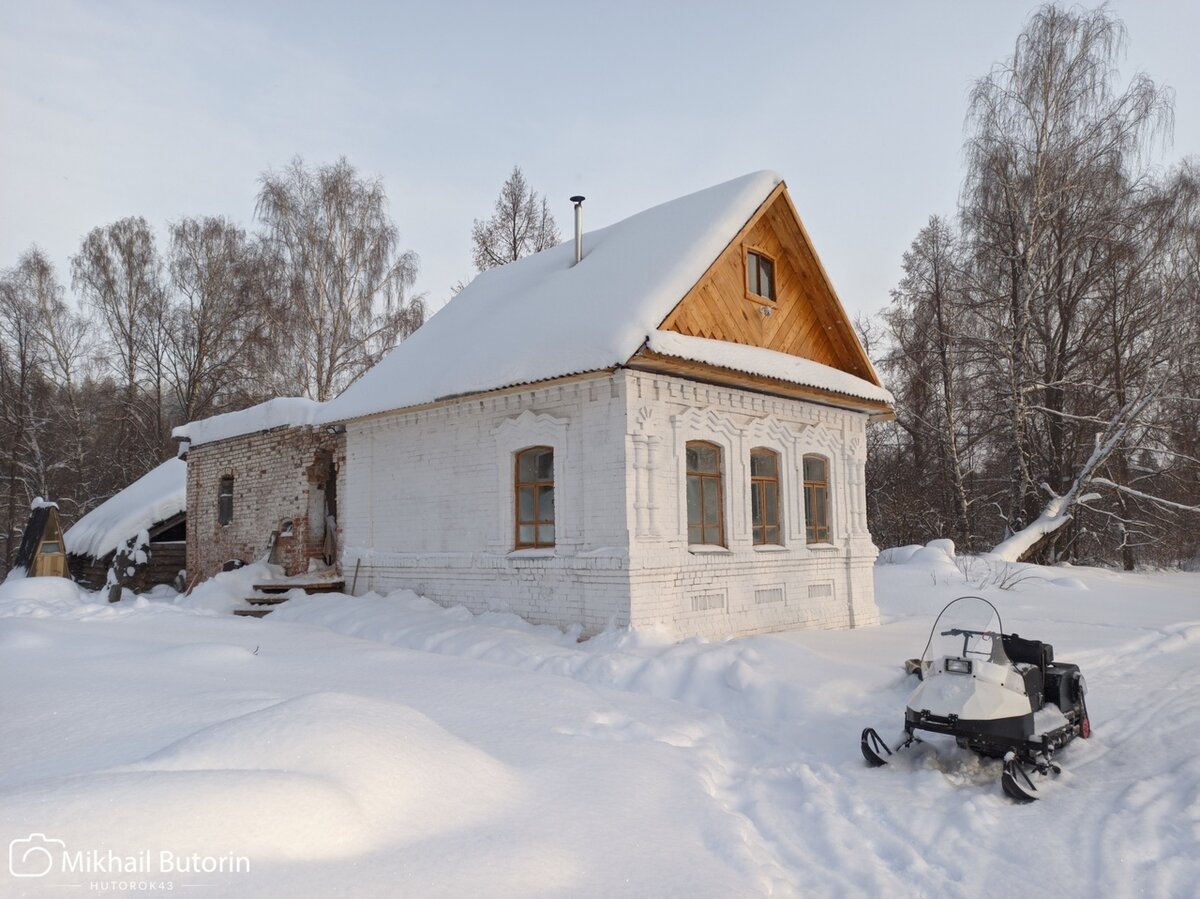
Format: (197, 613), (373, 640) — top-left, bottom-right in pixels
(671, 407), (740, 548)
(748, 443), (787, 548)
(796, 424), (843, 545)
(493, 410), (570, 554)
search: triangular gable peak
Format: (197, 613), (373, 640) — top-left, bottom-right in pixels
(655, 183), (880, 386)
(15, 503), (68, 576)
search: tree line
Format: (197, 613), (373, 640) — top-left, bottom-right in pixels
(0, 157), (428, 572)
(863, 5), (1199, 568)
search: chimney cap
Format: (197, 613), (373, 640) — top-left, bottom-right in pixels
(570, 195), (585, 204)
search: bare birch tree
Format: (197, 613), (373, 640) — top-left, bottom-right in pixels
(23, 249), (95, 515)
(256, 157), (425, 401)
(166, 216), (276, 422)
(962, 5), (1172, 540)
(71, 217), (167, 468)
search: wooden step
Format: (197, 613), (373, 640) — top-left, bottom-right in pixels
(236, 576), (345, 620)
(251, 579), (344, 596)
(245, 594), (291, 606)
(299, 581), (344, 594)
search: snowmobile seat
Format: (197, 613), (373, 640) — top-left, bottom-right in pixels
(1002, 634), (1053, 670)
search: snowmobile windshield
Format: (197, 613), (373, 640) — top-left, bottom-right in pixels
(921, 596), (1009, 667)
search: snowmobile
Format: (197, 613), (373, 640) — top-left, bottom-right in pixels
(860, 596), (1091, 801)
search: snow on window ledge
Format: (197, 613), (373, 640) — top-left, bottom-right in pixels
(805, 542), (839, 551)
(752, 544), (789, 553)
(688, 544), (732, 555)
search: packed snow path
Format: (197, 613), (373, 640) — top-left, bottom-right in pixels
(1, 553), (1197, 897)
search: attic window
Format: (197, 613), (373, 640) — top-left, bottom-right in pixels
(747, 250), (775, 301)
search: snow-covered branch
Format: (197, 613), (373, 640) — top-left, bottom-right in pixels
(1090, 477), (1200, 514)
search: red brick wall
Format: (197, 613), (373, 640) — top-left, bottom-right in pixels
(185, 426), (345, 583)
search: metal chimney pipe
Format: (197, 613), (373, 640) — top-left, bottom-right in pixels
(570, 195), (585, 264)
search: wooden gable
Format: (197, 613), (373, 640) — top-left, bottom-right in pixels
(657, 183), (880, 385)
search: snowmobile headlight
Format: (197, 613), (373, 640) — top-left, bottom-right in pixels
(944, 658), (972, 674)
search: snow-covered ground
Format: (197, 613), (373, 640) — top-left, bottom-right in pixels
(1, 549), (1197, 897)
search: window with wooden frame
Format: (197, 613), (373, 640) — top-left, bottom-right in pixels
(750, 447), (782, 545)
(803, 455), (831, 544)
(218, 476), (234, 526)
(746, 249), (776, 301)
(515, 446), (555, 548)
(686, 441), (725, 546)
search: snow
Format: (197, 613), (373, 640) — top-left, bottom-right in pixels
(2, 549), (1198, 896)
(988, 496), (1073, 563)
(172, 397), (326, 448)
(0, 575), (93, 613)
(63, 458), (186, 560)
(320, 172), (785, 424)
(646, 330), (894, 404)
(172, 562), (283, 614)
(1033, 703), (1070, 733)
(30, 496), (58, 510)
(926, 537), (956, 558)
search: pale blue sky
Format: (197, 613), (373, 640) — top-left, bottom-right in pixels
(2, 0), (1197, 320)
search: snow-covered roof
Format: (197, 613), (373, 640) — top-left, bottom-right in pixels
(321, 171), (787, 423)
(172, 397), (326, 448)
(645, 331), (894, 404)
(64, 458), (187, 560)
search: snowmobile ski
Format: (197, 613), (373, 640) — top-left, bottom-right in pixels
(1001, 757), (1038, 801)
(860, 727), (891, 766)
(860, 727), (916, 767)
(1001, 754), (1060, 802)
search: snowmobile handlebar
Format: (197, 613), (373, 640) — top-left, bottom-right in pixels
(938, 627), (1005, 663)
(940, 628), (998, 638)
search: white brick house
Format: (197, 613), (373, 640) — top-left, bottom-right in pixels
(310, 171), (894, 638)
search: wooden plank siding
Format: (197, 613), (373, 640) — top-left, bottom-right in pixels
(658, 183), (880, 385)
(67, 511), (188, 591)
(69, 542), (187, 592)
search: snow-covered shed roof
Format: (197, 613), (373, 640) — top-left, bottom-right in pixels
(172, 397), (326, 448)
(65, 458), (187, 560)
(321, 171), (808, 424)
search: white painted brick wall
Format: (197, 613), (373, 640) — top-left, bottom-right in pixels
(621, 369), (880, 638)
(341, 376), (634, 634)
(338, 368), (881, 640)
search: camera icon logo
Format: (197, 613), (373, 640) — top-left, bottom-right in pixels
(9, 834), (65, 878)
